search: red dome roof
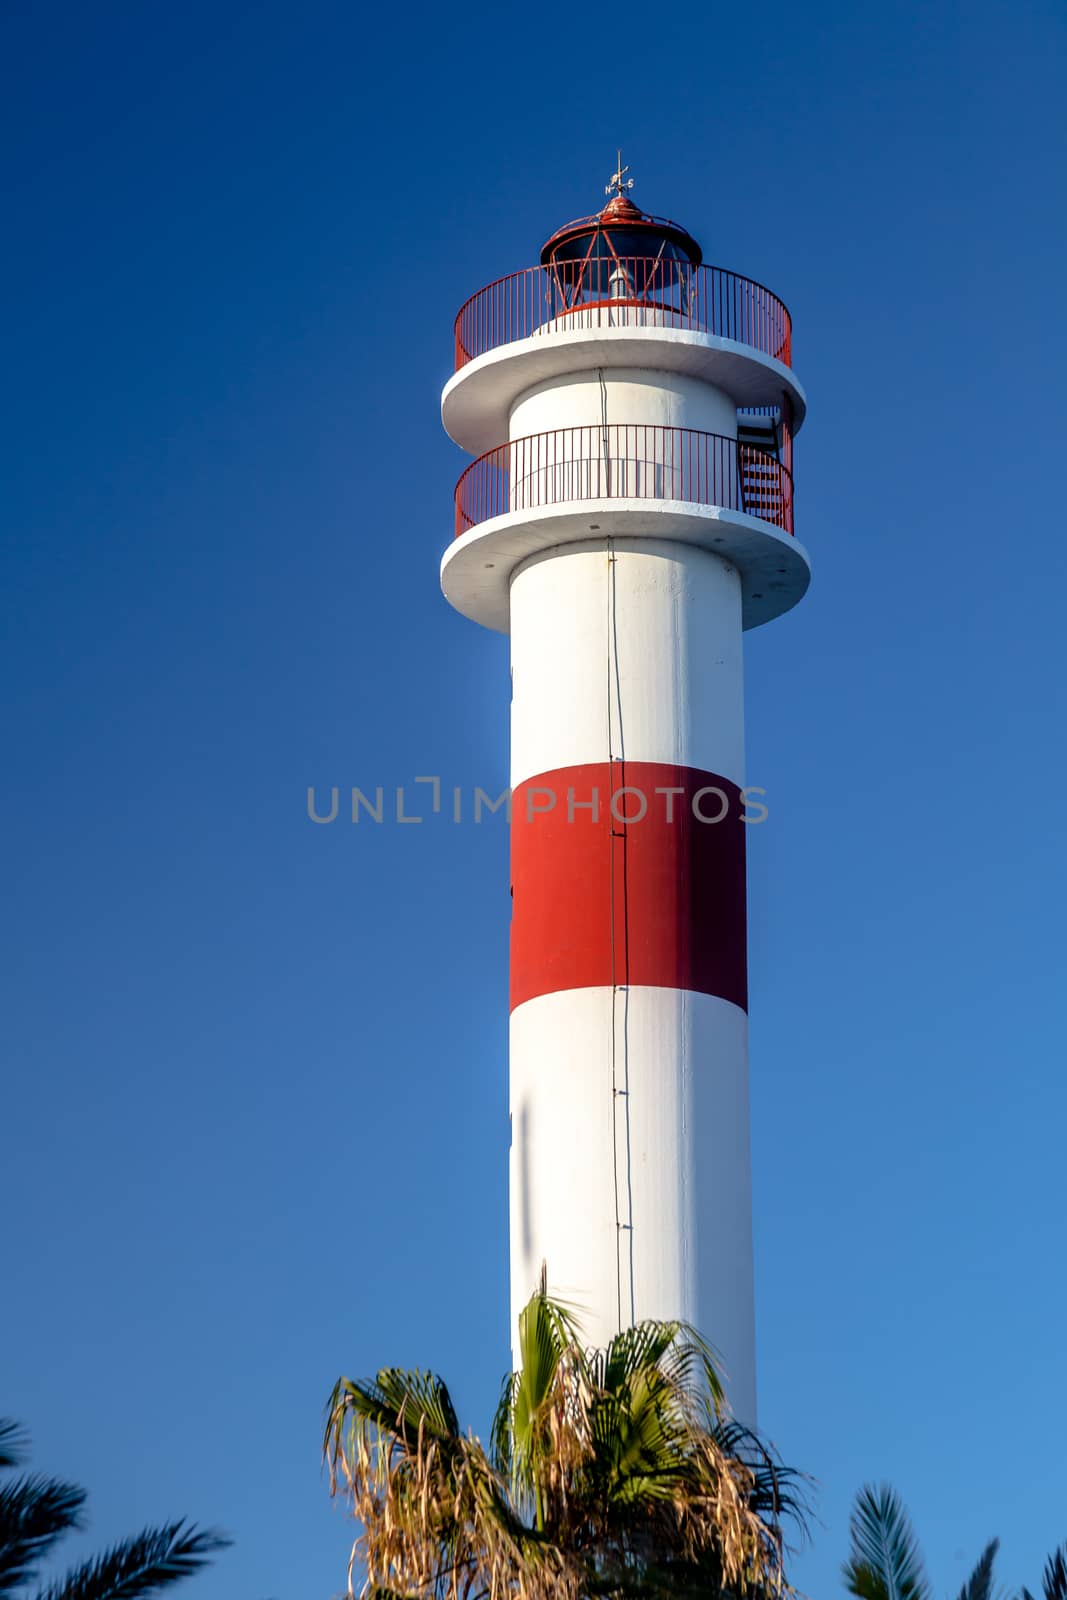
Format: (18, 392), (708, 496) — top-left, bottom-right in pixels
(600, 193), (644, 224)
(540, 192), (702, 267)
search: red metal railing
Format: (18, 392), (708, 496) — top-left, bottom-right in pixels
(454, 426), (794, 539)
(454, 260), (792, 370)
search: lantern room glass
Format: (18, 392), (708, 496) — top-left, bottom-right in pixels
(543, 226), (697, 316)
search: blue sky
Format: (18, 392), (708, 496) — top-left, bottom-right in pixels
(3, 2), (1065, 1598)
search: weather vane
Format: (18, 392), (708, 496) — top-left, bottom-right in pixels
(605, 150), (634, 198)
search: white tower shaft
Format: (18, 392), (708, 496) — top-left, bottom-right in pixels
(508, 534), (756, 1419)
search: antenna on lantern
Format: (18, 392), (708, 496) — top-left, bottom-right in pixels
(605, 151), (634, 197)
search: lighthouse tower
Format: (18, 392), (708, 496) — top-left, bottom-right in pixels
(440, 164), (809, 1424)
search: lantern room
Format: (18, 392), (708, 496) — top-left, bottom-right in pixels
(539, 190), (703, 311)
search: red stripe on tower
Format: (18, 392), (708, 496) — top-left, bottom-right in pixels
(510, 762), (748, 1013)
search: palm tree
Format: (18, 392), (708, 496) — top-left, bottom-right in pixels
(843, 1482), (1066, 1600)
(0, 1419), (228, 1600)
(324, 1289), (806, 1600)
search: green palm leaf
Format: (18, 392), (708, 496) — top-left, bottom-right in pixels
(597, 1321), (680, 1396)
(31, 1523), (229, 1600)
(375, 1368), (460, 1441)
(844, 1484), (931, 1600)
(325, 1367), (460, 1460)
(1047, 1548), (1067, 1600)
(712, 1418), (809, 1529)
(956, 1540), (999, 1600)
(1021, 1545), (1067, 1600)
(0, 1475), (87, 1593)
(514, 1291), (583, 1428)
(594, 1320), (724, 1420)
(493, 1289), (585, 1511)
(0, 1426), (26, 1474)
(489, 1371), (518, 1478)
(585, 1321), (731, 1516)
(588, 1376), (681, 1502)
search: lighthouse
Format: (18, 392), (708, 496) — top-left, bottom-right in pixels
(440, 163), (809, 1424)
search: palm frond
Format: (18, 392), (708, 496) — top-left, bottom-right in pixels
(501, 1291), (587, 1511)
(844, 1484), (930, 1600)
(0, 1425), (27, 1474)
(594, 1321), (725, 1422)
(588, 1377), (684, 1502)
(0, 1474), (87, 1594)
(515, 1292), (584, 1421)
(596, 1322), (680, 1395)
(376, 1369), (460, 1441)
(324, 1367), (460, 1471)
(490, 1370), (520, 1478)
(956, 1540), (999, 1600)
(32, 1523), (229, 1600)
(711, 1418), (811, 1538)
(1034, 1546), (1067, 1600)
